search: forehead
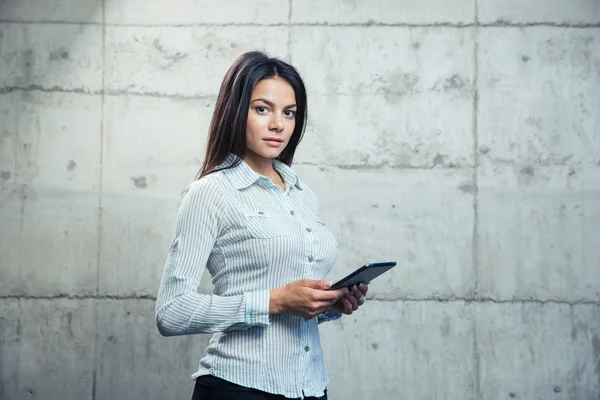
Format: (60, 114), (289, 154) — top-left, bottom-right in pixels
(251, 77), (296, 103)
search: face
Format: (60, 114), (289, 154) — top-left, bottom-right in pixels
(244, 76), (297, 164)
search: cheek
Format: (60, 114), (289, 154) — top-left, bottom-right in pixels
(246, 113), (265, 138)
(285, 118), (296, 133)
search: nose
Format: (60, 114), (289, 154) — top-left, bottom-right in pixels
(268, 114), (284, 132)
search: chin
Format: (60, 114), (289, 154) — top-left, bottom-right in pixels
(255, 146), (286, 160)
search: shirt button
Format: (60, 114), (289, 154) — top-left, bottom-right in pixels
(290, 210), (295, 216)
(308, 256), (314, 262)
(304, 346), (310, 352)
(306, 227), (312, 232)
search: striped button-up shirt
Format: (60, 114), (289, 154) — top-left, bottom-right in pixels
(155, 154), (341, 399)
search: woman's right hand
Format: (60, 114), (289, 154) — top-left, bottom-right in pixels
(270, 279), (349, 319)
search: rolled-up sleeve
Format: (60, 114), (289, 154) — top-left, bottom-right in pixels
(155, 178), (270, 336)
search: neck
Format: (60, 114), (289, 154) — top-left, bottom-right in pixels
(242, 152), (276, 177)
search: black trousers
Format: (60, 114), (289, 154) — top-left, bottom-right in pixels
(191, 375), (327, 400)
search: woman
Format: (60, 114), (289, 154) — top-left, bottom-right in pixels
(155, 51), (369, 400)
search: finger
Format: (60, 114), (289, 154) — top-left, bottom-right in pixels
(340, 298), (353, 314)
(306, 279), (333, 290)
(315, 287), (348, 301)
(358, 283), (368, 296)
(351, 284), (368, 298)
(345, 290), (359, 311)
(350, 285), (367, 306)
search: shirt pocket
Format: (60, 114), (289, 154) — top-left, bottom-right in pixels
(242, 211), (292, 239)
(315, 219), (338, 246)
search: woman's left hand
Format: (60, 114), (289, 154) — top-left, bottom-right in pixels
(328, 283), (369, 315)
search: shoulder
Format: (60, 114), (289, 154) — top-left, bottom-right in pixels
(299, 180), (316, 198)
(181, 173), (227, 207)
(296, 179), (320, 211)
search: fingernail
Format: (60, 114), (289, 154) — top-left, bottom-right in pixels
(324, 281), (332, 289)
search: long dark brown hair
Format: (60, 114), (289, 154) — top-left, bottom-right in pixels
(196, 51), (308, 179)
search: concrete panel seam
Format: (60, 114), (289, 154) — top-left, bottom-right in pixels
(287, 0), (292, 64)
(480, 156), (599, 167)
(0, 85), (217, 100)
(2, 21), (600, 28)
(471, 9), (480, 298)
(295, 162), (472, 170)
(91, 3), (105, 399)
(0, 85), (97, 95)
(1, 295), (598, 305)
(472, 1), (482, 397)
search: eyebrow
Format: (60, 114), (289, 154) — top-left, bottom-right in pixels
(250, 98), (297, 109)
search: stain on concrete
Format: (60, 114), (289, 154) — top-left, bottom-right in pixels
(553, 386), (561, 393)
(371, 204), (379, 208)
(432, 153), (447, 167)
(107, 335), (116, 343)
(592, 334), (600, 387)
(152, 38), (189, 68)
(520, 166), (535, 177)
(525, 117), (542, 130)
(443, 74), (465, 90)
(509, 392), (516, 398)
(440, 316), (450, 337)
(49, 48), (70, 61)
(381, 70), (419, 96)
(521, 55), (530, 63)
(67, 160), (76, 171)
(0, 170), (11, 180)
(22, 49), (34, 69)
(458, 183), (474, 194)
(131, 176), (147, 189)
(412, 42), (420, 50)
(479, 146), (491, 155)
(371, 342), (378, 349)
(431, 74), (467, 92)
(66, 311), (73, 337)
(568, 168), (576, 177)
(391, 204), (396, 209)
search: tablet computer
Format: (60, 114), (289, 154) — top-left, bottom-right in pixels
(329, 261), (396, 290)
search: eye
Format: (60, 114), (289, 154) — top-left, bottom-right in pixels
(255, 106), (269, 114)
(284, 110), (296, 118)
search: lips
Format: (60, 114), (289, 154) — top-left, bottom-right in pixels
(263, 137), (284, 147)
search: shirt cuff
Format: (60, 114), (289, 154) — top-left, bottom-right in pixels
(244, 290), (271, 327)
(317, 310), (342, 324)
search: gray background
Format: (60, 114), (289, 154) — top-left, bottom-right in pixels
(1, 0), (600, 399)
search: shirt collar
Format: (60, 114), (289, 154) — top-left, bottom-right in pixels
(221, 153), (303, 191)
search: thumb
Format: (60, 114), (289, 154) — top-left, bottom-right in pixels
(309, 280), (332, 290)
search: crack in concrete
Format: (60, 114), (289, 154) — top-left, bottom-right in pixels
(295, 161), (471, 170)
(0, 84), (97, 95)
(1, 20), (599, 28)
(0, 85), (217, 100)
(1, 294), (598, 305)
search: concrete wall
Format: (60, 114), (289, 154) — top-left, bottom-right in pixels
(1, 1), (599, 399)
